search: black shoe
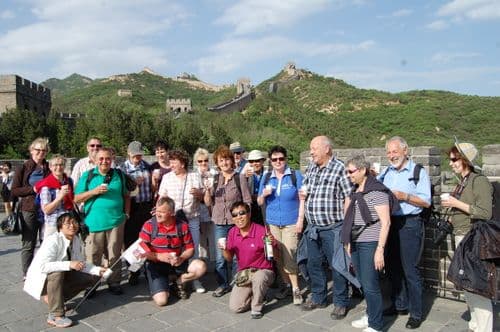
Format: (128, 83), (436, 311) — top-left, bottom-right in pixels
(301, 299), (327, 311)
(212, 286), (231, 297)
(175, 282), (188, 300)
(84, 287), (97, 298)
(108, 285), (123, 295)
(383, 306), (409, 316)
(330, 306), (347, 320)
(128, 272), (139, 286)
(405, 317), (422, 329)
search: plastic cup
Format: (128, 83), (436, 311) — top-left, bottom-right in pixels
(153, 169), (160, 178)
(169, 252), (177, 258)
(102, 268), (113, 280)
(100, 183), (108, 189)
(300, 184), (308, 194)
(373, 162), (381, 173)
(440, 193), (450, 200)
(218, 237), (227, 249)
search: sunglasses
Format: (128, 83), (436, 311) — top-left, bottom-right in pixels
(197, 159), (209, 163)
(233, 151), (242, 155)
(347, 168), (359, 174)
(271, 157), (285, 162)
(450, 157), (460, 162)
(249, 159), (264, 163)
(89, 144), (102, 148)
(231, 210), (247, 218)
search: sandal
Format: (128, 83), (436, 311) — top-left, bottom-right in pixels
(47, 314), (73, 328)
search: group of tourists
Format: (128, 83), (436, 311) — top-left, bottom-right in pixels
(6, 134), (495, 331)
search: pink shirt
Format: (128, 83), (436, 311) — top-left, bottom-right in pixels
(227, 223), (273, 272)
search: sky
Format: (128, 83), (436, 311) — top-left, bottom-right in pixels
(1, 0), (499, 96)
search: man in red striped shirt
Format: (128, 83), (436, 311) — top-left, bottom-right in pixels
(139, 197), (206, 306)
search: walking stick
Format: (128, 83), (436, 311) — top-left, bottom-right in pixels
(69, 256), (124, 314)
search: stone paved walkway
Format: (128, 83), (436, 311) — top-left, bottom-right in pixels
(0, 228), (498, 331)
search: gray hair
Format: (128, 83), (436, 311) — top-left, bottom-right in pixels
(346, 155), (370, 172)
(49, 154), (66, 166)
(193, 147), (209, 163)
(29, 137), (50, 152)
(385, 136), (408, 151)
(157, 196), (176, 212)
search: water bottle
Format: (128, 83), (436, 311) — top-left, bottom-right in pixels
(264, 234), (273, 261)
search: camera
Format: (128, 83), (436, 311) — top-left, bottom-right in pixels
(433, 219), (454, 246)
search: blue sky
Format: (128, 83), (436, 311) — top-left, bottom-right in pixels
(1, 0), (499, 96)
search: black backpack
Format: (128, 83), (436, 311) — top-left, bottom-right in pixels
(212, 173), (242, 200)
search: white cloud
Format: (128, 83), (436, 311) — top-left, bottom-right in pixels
(0, 10), (15, 19)
(195, 36), (375, 76)
(431, 52), (481, 64)
(329, 65), (500, 95)
(214, 0), (330, 35)
(438, 0), (500, 20)
(426, 20), (449, 30)
(377, 8), (413, 19)
(0, 0), (187, 79)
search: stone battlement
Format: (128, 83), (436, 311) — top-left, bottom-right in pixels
(0, 74), (51, 116)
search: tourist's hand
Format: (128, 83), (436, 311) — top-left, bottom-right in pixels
(374, 248), (385, 271)
(98, 267), (107, 277)
(70, 260), (85, 271)
(392, 190), (407, 201)
(295, 219), (304, 234)
(345, 243), (351, 257)
(441, 196), (458, 208)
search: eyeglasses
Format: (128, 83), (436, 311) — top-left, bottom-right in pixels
(197, 159), (209, 163)
(51, 163), (65, 167)
(347, 168), (359, 174)
(271, 157), (285, 162)
(249, 159), (264, 163)
(231, 210), (247, 218)
(88, 144), (102, 148)
(33, 148), (47, 153)
(98, 157), (112, 161)
(450, 157), (460, 162)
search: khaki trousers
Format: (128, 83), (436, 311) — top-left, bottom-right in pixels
(229, 269), (274, 313)
(43, 271), (98, 316)
(85, 222), (125, 285)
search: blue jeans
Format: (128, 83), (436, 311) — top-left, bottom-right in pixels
(351, 241), (383, 331)
(305, 225), (349, 306)
(387, 215), (424, 320)
(214, 224), (238, 288)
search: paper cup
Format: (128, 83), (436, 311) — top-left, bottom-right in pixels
(373, 162), (381, 173)
(169, 252), (177, 258)
(440, 193), (450, 200)
(100, 183), (108, 188)
(300, 184), (308, 194)
(218, 237), (227, 249)
(153, 169), (160, 177)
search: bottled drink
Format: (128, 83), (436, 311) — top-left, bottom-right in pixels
(264, 234), (273, 261)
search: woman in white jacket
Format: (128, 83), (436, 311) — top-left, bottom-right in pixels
(24, 213), (106, 328)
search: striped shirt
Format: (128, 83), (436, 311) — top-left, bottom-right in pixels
(303, 157), (352, 226)
(121, 159), (152, 203)
(139, 219), (194, 256)
(353, 191), (389, 242)
(158, 171), (202, 218)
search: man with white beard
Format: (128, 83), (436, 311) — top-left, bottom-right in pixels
(378, 136), (431, 330)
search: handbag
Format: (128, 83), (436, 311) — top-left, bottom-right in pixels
(234, 268), (257, 287)
(0, 201), (21, 235)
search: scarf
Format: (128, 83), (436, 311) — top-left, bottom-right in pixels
(341, 175), (400, 244)
(35, 173), (74, 211)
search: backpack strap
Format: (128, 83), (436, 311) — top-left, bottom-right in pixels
(212, 173), (242, 200)
(378, 166), (391, 184)
(263, 168), (298, 188)
(409, 164), (423, 185)
(151, 216), (159, 241)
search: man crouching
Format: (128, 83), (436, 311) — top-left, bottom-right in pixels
(139, 197), (206, 306)
(220, 201), (275, 319)
(24, 213), (107, 328)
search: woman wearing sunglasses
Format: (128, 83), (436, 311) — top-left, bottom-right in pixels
(341, 155), (394, 332)
(443, 139), (493, 332)
(257, 145), (304, 305)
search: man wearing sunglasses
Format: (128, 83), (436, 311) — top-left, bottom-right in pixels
(378, 136), (431, 329)
(71, 137), (103, 185)
(219, 201), (275, 319)
(229, 141), (247, 174)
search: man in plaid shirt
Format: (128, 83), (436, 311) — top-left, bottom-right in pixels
(299, 136), (353, 320)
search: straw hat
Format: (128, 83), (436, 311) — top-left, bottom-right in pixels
(454, 136), (479, 169)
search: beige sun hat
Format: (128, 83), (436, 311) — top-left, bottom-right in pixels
(247, 150), (267, 161)
(454, 136), (480, 170)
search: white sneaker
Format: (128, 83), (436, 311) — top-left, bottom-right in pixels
(362, 327), (381, 332)
(193, 280), (206, 293)
(351, 315), (369, 329)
